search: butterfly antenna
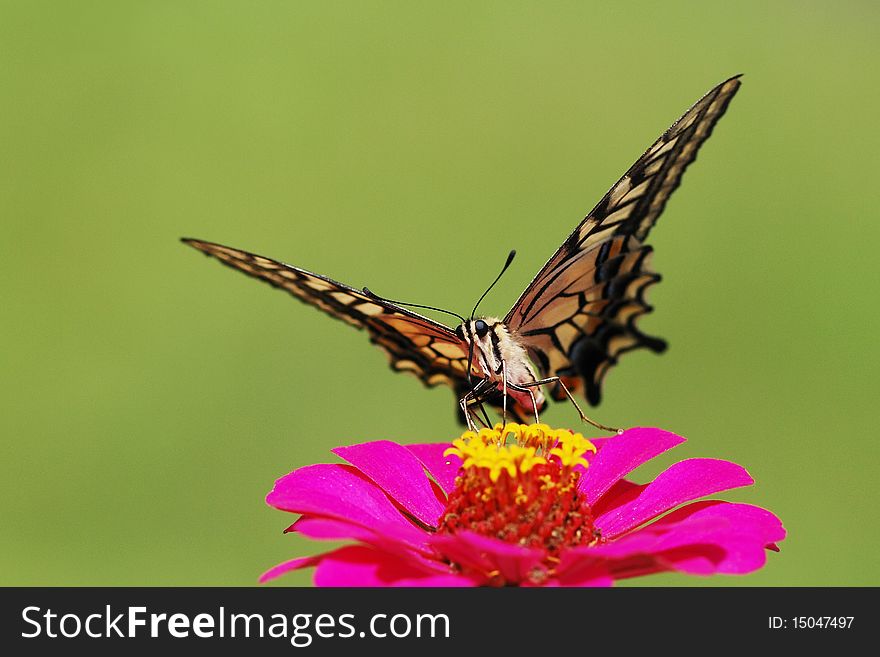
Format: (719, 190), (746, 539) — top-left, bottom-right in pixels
(464, 249), (515, 429)
(471, 249), (516, 319)
(362, 288), (466, 324)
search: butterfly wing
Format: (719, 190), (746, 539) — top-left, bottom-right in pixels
(505, 76), (742, 405)
(182, 239), (473, 394)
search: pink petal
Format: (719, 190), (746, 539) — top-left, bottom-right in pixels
(655, 546), (751, 575)
(312, 545), (478, 587)
(290, 516), (395, 543)
(591, 479), (645, 518)
(561, 532), (666, 564)
(594, 458), (754, 538)
(586, 437), (611, 453)
(650, 502), (786, 574)
(290, 517), (438, 564)
(580, 427), (686, 505)
(650, 500), (786, 545)
(430, 531), (546, 585)
(553, 562), (613, 587)
(559, 500), (784, 580)
(573, 502), (779, 562)
(406, 442), (461, 495)
(333, 441), (445, 527)
(259, 554), (323, 583)
(620, 529), (768, 577)
(266, 463), (428, 548)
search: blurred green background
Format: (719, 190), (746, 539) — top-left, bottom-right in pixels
(2, 1), (878, 587)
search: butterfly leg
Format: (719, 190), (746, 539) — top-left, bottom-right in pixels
(459, 397), (477, 432)
(507, 382), (541, 424)
(501, 361), (508, 427)
(466, 402), (492, 430)
(473, 396), (493, 430)
(518, 377), (620, 433)
(473, 409), (492, 429)
(459, 378), (495, 432)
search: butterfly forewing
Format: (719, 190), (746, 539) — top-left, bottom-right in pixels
(581, 75), (741, 248)
(511, 234), (666, 405)
(506, 76), (741, 405)
(182, 239), (472, 392)
(184, 77), (742, 422)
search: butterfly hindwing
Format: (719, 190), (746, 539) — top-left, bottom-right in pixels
(506, 76), (742, 405)
(182, 239), (472, 393)
(511, 234), (666, 405)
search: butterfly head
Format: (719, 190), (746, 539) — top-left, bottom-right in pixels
(455, 317), (507, 377)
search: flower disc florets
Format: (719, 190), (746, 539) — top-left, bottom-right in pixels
(438, 424), (600, 559)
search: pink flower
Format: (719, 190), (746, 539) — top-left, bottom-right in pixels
(261, 425), (785, 586)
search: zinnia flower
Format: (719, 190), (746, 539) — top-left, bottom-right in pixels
(261, 424), (784, 586)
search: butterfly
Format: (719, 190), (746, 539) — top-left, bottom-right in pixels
(183, 75), (741, 431)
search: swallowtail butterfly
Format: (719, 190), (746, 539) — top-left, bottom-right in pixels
(184, 76), (741, 430)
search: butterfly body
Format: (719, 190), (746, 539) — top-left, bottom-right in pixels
(454, 317), (546, 415)
(183, 76), (742, 428)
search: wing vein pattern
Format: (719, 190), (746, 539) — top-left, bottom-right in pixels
(182, 239), (472, 393)
(505, 76), (741, 405)
(183, 76), (742, 419)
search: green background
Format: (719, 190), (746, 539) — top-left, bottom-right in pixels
(2, 1), (878, 587)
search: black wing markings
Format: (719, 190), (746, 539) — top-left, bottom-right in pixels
(506, 76), (742, 405)
(181, 238), (471, 391)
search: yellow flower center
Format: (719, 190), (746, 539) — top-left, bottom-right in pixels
(438, 424), (600, 585)
(443, 423), (595, 480)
